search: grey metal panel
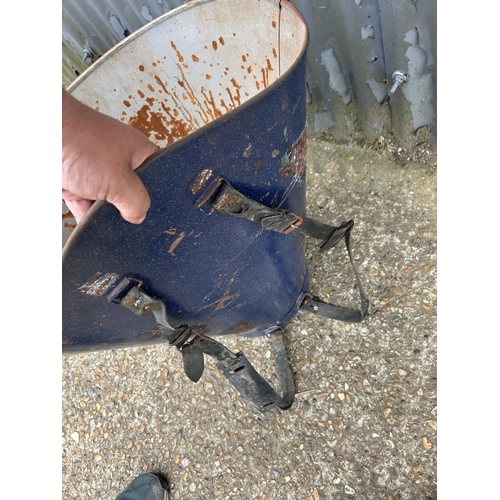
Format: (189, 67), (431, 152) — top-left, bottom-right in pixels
(290, 0), (436, 146)
(291, 0), (392, 141)
(62, 0), (436, 146)
(62, 0), (188, 86)
(377, 0), (437, 143)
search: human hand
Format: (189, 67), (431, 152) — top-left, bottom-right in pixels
(62, 89), (158, 224)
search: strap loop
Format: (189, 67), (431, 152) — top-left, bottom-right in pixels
(108, 278), (295, 413)
(199, 178), (369, 323)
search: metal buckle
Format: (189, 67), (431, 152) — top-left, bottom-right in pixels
(281, 213), (303, 234)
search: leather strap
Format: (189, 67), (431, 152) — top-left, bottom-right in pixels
(302, 228), (369, 322)
(108, 277), (295, 413)
(202, 178), (369, 323)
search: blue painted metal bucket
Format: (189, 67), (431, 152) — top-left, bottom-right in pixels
(63, 0), (312, 353)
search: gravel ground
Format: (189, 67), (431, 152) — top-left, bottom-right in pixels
(62, 132), (437, 500)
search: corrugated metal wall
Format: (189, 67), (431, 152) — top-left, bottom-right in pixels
(62, 0), (436, 148)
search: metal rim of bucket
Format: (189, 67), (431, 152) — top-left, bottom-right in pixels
(63, 0), (309, 253)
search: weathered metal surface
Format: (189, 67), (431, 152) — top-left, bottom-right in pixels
(279, 130), (307, 180)
(62, 0), (310, 353)
(67, 0), (302, 150)
(62, 0), (307, 244)
(62, 0), (436, 147)
(290, 0), (436, 146)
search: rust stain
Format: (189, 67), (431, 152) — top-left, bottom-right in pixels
(267, 58), (273, 71)
(123, 100), (131, 107)
(272, 20), (277, 28)
(272, 149), (280, 157)
(128, 101), (193, 145)
(261, 67), (269, 88)
(139, 65), (145, 71)
(200, 88), (223, 120)
(64, 222), (77, 230)
(254, 159), (263, 175)
(126, 51), (246, 147)
(153, 75), (201, 130)
(244, 143), (252, 158)
(165, 227), (176, 235)
(199, 266), (248, 312)
(190, 168), (213, 194)
(276, 132), (308, 208)
(173, 65), (212, 124)
(226, 87), (241, 108)
(242, 54), (247, 62)
(219, 98), (231, 113)
(219, 36), (225, 45)
(170, 41), (185, 62)
(77, 272), (118, 296)
(273, 48), (278, 58)
(199, 293), (241, 311)
(167, 231), (186, 256)
(62, 210), (74, 220)
(152, 62), (157, 67)
(247, 66), (252, 74)
(279, 131), (307, 179)
(212, 40), (218, 50)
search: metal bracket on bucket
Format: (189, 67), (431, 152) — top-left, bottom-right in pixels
(91, 274), (295, 413)
(197, 177), (369, 323)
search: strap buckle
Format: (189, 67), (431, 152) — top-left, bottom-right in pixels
(281, 213), (304, 234)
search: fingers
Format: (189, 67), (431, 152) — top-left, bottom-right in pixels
(107, 169), (152, 224)
(64, 199), (94, 223)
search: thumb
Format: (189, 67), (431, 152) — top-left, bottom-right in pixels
(108, 170), (151, 224)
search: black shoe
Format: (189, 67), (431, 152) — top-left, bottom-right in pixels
(115, 473), (169, 500)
